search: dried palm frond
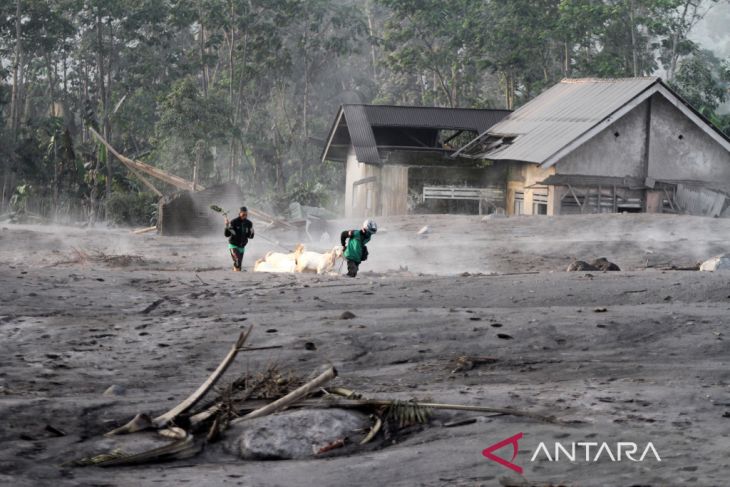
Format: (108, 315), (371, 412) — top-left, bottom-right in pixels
(328, 387), (363, 399)
(67, 449), (127, 467)
(385, 399), (432, 428)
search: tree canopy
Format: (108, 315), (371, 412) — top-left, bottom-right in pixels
(1, 0), (728, 223)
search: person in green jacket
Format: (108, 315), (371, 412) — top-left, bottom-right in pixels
(340, 219), (377, 277)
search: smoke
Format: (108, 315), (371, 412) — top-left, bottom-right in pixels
(2, 213), (728, 275)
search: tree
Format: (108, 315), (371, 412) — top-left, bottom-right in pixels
(670, 49), (729, 111)
(155, 77), (230, 187)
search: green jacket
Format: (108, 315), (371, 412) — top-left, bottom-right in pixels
(342, 229), (371, 263)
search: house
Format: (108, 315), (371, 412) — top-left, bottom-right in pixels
(320, 104), (510, 217)
(455, 77), (730, 217)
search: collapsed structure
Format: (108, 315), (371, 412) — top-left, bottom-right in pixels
(323, 78), (730, 218)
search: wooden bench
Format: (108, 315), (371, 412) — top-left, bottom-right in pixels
(422, 186), (505, 214)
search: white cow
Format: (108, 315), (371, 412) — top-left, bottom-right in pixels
(295, 245), (344, 274)
(253, 244), (304, 273)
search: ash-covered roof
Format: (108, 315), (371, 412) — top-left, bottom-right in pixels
(456, 77), (730, 167)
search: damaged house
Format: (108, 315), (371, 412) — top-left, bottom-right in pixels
(320, 105), (510, 217)
(456, 77), (730, 217)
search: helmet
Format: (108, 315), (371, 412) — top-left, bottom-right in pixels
(363, 219), (377, 233)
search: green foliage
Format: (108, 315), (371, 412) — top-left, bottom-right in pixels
(2, 0), (729, 220)
(285, 180), (330, 208)
(670, 50), (729, 112)
(154, 77), (230, 185)
(9, 184), (32, 212)
(105, 191), (157, 227)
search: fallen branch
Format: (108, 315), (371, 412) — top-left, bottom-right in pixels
(153, 326), (253, 428)
(230, 366), (337, 425)
(299, 398), (564, 424)
(360, 415), (382, 445)
(105, 413), (152, 437)
(98, 435), (200, 467)
(188, 367), (279, 428)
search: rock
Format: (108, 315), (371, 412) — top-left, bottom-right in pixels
(591, 258), (620, 271)
(339, 311), (356, 320)
(566, 258), (620, 272)
(700, 254), (730, 272)
(103, 384), (126, 396)
(566, 260), (596, 271)
(225, 409), (369, 460)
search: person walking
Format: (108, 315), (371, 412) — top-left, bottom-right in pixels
(340, 219), (377, 277)
(225, 206), (254, 271)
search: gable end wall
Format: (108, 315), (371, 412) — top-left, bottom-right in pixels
(555, 100), (649, 179)
(647, 95), (730, 188)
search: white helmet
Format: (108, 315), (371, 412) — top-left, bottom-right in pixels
(363, 219), (377, 233)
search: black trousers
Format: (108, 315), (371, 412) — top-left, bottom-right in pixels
(229, 247), (244, 270)
(346, 259), (359, 277)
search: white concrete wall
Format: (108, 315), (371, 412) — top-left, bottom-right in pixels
(557, 100), (649, 179)
(344, 148), (380, 218)
(647, 95), (730, 189)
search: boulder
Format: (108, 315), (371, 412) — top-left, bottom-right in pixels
(699, 254), (730, 272)
(567, 258), (620, 272)
(224, 409), (369, 460)
(591, 257), (620, 271)
(566, 260), (596, 271)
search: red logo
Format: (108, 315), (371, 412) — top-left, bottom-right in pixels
(482, 432), (524, 474)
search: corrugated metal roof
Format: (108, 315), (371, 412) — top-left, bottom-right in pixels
(321, 104), (510, 164)
(539, 174), (646, 188)
(343, 105), (380, 164)
(475, 78), (660, 164)
(362, 105), (510, 132)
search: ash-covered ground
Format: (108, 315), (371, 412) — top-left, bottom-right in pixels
(1, 213), (729, 486)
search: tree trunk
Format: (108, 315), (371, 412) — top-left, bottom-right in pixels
(96, 10), (111, 204)
(365, 0), (378, 82)
(9, 0), (22, 140)
(227, 13), (236, 182)
(3, 0), (22, 209)
(668, 1), (691, 81)
(198, 9), (208, 97)
(628, 0), (638, 77)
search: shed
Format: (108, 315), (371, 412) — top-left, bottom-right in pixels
(320, 105), (510, 217)
(455, 77), (730, 217)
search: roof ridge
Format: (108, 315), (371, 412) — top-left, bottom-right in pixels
(560, 76), (659, 84)
(341, 103), (510, 111)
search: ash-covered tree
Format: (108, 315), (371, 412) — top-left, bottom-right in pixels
(154, 77), (230, 188)
(670, 49), (729, 112)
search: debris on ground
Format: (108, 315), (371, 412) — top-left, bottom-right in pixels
(566, 258), (620, 272)
(68, 325), (567, 468)
(50, 247), (147, 268)
(700, 254), (730, 272)
(451, 355), (498, 374)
